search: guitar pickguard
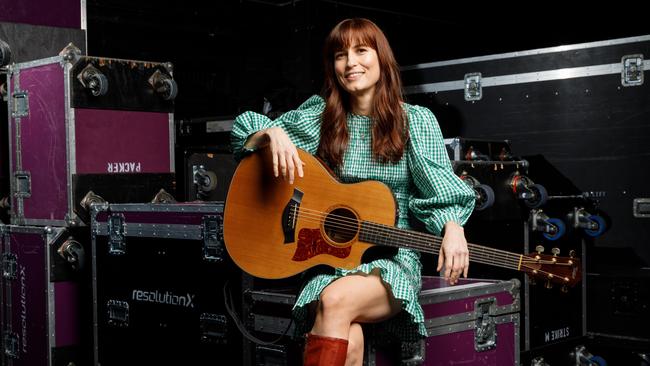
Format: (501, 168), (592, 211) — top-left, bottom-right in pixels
(292, 228), (351, 261)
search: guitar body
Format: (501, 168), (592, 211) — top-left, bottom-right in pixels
(224, 148), (398, 279)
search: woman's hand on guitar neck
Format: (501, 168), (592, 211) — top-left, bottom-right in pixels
(437, 221), (469, 285)
(244, 127), (304, 184)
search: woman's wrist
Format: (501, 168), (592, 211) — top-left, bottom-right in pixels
(244, 128), (271, 149)
(442, 221), (463, 235)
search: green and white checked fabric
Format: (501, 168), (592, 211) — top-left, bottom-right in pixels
(231, 95), (475, 340)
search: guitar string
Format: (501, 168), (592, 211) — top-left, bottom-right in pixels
(294, 209), (523, 270)
(295, 213), (574, 281)
(295, 204), (568, 265)
(293, 206), (575, 272)
(295, 205), (526, 264)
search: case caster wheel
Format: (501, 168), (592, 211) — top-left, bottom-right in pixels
(58, 239), (85, 271)
(194, 166), (218, 193)
(584, 215), (606, 237)
(156, 77), (178, 100)
(80, 190), (106, 211)
(149, 69), (178, 100)
(474, 184), (495, 211)
(78, 64), (109, 96)
(524, 184), (548, 208)
(542, 218), (566, 241)
(151, 188), (176, 204)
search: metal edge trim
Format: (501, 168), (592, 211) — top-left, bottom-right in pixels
(22, 218), (70, 226)
(426, 313), (519, 336)
(91, 219), (100, 366)
(94, 222), (203, 240)
(80, 0), (87, 31)
(7, 69), (21, 221)
(65, 61), (77, 224)
(404, 62), (641, 94)
(103, 203), (223, 213)
(419, 280), (517, 305)
(426, 303), (521, 328)
(401, 35), (650, 71)
(2, 225), (48, 234)
(46, 228), (59, 358)
(13, 56), (65, 70)
(514, 313), (520, 365)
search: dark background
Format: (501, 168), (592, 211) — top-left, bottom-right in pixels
(83, 0), (650, 266)
(85, 0), (650, 119)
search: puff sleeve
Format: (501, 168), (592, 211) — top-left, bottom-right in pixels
(230, 95), (325, 161)
(407, 105), (475, 236)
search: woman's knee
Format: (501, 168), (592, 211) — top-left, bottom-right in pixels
(318, 286), (348, 316)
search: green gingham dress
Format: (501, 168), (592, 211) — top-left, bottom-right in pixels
(231, 95), (475, 341)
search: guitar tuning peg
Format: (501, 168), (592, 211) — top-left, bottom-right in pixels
(552, 247), (560, 256)
(535, 245), (545, 254)
(569, 250), (576, 258)
(545, 280), (553, 289)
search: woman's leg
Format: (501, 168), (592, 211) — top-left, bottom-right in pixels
(312, 272), (402, 338)
(305, 272), (402, 365)
(345, 322), (364, 366)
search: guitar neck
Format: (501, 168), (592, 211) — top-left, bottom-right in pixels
(359, 221), (524, 272)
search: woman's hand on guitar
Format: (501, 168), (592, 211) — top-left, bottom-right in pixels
(246, 127), (304, 184)
(437, 221), (469, 285)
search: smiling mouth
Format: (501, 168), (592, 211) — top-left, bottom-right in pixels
(345, 72), (364, 79)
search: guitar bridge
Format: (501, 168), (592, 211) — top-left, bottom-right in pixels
(281, 188), (303, 243)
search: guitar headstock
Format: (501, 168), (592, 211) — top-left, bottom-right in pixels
(520, 247), (582, 288)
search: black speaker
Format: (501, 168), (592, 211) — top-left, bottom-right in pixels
(175, 117), (238, 202)
(183, 148), (238, 202)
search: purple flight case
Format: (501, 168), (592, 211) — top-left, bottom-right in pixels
(7, 52), (176, 227)
(370, 277), (521, 366)
(0, 0), (83, 29)
(0, 224), (90, 366)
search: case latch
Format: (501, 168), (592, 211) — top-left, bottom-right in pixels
(14, 171), (31, 198)
(2, 253), (17, 280)
(202, 215), (224, 262)
(3, 331), (19, 359)
(11, 90), (29, 117)
(108, 213), (126, 255)
(474, 297), (497, 351)
(107, 300), (130, 327)
(464, 72), (482, 101)
(621, 54), (644, 87)
(200, 313), (228, 344)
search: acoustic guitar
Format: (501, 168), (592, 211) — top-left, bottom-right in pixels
(223, 148), (581, 287)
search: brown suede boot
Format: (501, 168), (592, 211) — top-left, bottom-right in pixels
(303, 333), (349, 366)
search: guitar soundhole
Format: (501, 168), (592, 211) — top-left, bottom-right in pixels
(323, 208), (358, 244)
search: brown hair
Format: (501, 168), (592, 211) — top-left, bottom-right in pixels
(318, 18), (407, 168)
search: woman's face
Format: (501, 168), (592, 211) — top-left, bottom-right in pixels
(334, 43), (380, 98)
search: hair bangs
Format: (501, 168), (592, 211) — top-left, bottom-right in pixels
(327, 19), (378, 55)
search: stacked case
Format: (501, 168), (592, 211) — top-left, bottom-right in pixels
(2, 31), (177, 366)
